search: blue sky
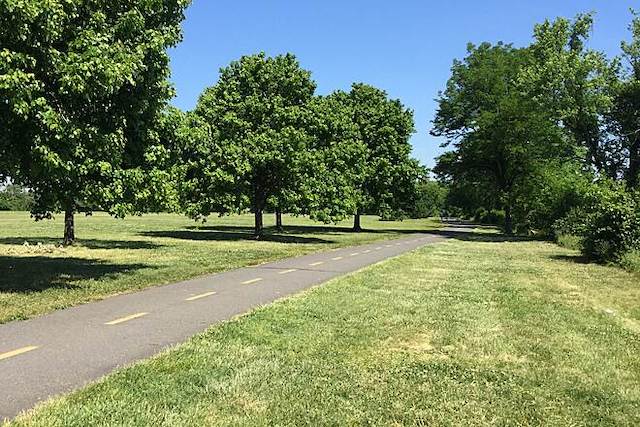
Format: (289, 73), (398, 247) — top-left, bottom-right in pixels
(169, 0), (637, 168)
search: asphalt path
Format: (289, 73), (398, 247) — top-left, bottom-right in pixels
(0, 231), (451, 420)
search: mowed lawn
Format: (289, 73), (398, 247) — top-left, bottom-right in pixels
(10, 232), (640, 426)
(0, 212), (439, 324)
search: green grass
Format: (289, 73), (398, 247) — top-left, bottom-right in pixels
(10, 231), (640, 426)
(0, 212), (439, 324)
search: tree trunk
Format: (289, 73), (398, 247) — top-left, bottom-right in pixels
(254, 209), (264, 238)
(63, 208), (75, 245)
(628, 137), (640, 189)
(275, 208), (283, 232)
(353, 211), (362, 232)
(504, 203), (513, 236)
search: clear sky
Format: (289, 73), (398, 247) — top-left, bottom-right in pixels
(169, 0), (637, 168)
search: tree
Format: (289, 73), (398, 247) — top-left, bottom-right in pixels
(523, 14), (619, 178)
(347, 84), (418, 231)
(188, 53), (316, 237)
(433, 43), (564, 234)
(412, 178), (447, 218)
(609, 11), (640, 188)
(299, 93), (368, 224)
(0, 0), (189, 244)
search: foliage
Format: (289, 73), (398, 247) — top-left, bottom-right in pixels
(473, 208), (505, 226)
(300, 93), (368, 223)
(0, 184), (34, 211)
(0, 0), (189, 242)
(608, 10), (640, 188)
(348, 84), (419, 227)
(433, 42), (563, 233)
(555, 182), (640, 262)
(580, 185), (640, 262)
(620, 249), (640, 273)
(512, 162), (594, 235)
(412, 179), (447, 218)
(188, 53), (316, 236)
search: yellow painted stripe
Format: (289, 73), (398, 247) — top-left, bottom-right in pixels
(242, 278), (263, 285)
(385, 244), (392, 248)
(331, 256), (344, 261)
(0, 346), (39, 361)
(279, 269), (297, 275)
(375, 247), (383, 250)
(350, 252), (360, 256)
(185, 291), (217, 301)
(363, 250), (371, 253)
(105, 312), (149, 325)
(309, 261), (324, 266)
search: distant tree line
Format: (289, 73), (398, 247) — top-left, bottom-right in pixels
(433, 12), (640, 267)
(0, 185), (33, 211)
(0, 1), (433, 243)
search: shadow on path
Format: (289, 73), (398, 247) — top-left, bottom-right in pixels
(0, 256), (153, 293)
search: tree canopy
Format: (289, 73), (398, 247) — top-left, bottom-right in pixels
(0, 0), (190, 243)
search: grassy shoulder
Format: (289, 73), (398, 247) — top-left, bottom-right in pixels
(11, 232), (640, 426)
(0, 212), (439, 324)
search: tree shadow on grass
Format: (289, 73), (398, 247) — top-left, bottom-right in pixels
(549, 254), (593, 265)
(141, 227), (334, 244)
(0, 256), (153, 293)
(0, 237), (161, 250)
(427, 229), (545, 243)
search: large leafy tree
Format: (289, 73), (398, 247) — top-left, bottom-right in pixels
(0, 0), (189, 244)
(522, 14), (619, 178)
(610, 11), (640, 188)
(300, 92), (368, 224)
(433, 43), (563, 234)
(189, 53), (316, 237)
(347, 84), (418, 231)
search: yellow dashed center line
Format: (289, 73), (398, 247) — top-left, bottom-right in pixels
(309, 261), (324, 266)
(0, 346), (39, 361)
(375, 247), (383, 250)
(279, 269), (297, 275)
(363, 250), (371, 253)
(185, 291), (217, 301)
(385, 244), (392, 248)
(331, 256), (344, 261)
(242, 278), (263, 285)
(350, 252), (360, 256)
(105, 312), (149, 326)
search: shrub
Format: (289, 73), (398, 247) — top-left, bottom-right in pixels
(474, 208), (505, 226)
(620, 250), (640, 273)
(556, 182), (640, 263)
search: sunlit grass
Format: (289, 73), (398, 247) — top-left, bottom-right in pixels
(10, 232), (640, 426)
(0, 211), (439, 323)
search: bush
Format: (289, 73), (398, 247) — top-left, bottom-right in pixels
(555, 182), (640, 263)
(412, 181), (447, 218)
(620, 250), (640, 273)
(474, 208), (505, 226)
(514, 163), (593, 236)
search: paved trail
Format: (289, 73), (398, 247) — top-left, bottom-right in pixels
(0, 232), (449, 420)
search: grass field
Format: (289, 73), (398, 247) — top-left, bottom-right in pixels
(0, 211), (439, 324)
(10, 230), (640, 426)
